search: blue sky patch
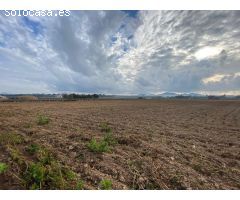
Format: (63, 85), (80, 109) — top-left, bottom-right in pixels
(22, 16), (42, 35)
(122, 10), (139, 18)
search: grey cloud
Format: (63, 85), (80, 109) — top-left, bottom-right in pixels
(121, 11), (240, 94)
(202, 74), (240, 92)
(0, 11), (240, 94)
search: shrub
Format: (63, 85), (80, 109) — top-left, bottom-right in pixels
(37, 115), (50, 125)
(0, 162), (8, 174)
(87, 139), (110, 153)
(99, 179), (112, 190)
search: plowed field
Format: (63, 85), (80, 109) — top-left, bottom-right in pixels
(0, 100), (239, 189)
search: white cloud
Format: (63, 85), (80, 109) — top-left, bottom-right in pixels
(202, 74), (229, 84)
(194, 46), (222, 60)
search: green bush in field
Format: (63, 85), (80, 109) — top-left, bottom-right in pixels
(76, 180), (84, 190)
(87, 123), (117, 153)
(7, 143), (79, 190)
(23, 155), (78, 189)
(103, 132), (117, 146)
(0, 162), (8, 174)
(87, 139), (110, 153)
(37, 115), (50, 125)
(99, 179), (112, 190)
(25, 162), (46, 189)
(3, 134), (80, 190)
(26, 144), (41, 155)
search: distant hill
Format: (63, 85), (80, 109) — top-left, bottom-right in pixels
(158, 92), (203, 97)
(159, 92), (178, 97)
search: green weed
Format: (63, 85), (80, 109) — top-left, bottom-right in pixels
(76, 180), (84, 190)
(6, 143), (78, 189)
(87, 139), (110, 153)
(37, 148), (54, 165)
(103, 132), (117, 146)
(63, 168), (77, 181)
(99, 179), (112, 190)
(0, 162), (8, 174)
(8, 145), (25, 165)
(23, 155), (78, 189)
(37, 115), (50, 125)
(24, 162), (46, 189)
(26, 144), (41, 155)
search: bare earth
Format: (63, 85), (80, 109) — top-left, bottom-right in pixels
(0, 100), (240, 189)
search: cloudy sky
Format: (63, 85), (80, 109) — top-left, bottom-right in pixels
(0, 10), (240, 95)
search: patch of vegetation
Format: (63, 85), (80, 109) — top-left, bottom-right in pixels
(100, 122), (112, 133)
(63, 168), (77, 181)
(99, 179), (112, 190)
(87, 139), (110, 153)
(87, 130), (117, 153)
(7, 142), (79, 189)
(37, 115), (50, 125)
(22, 148), (78, 189)
(35, 147), (54, 165)
(103, 132), (117, 146)
(0, 132), (24, 145)
(26, 144), (41, 155)
(76, 180), (84, 190)
(0, 162), (8, 174)
(24, 162), (46, 189)
(7, 145), (25, 165)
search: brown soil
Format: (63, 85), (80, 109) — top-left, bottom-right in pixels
(0, 100), (239, 189)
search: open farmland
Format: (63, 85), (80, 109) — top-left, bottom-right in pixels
(0, 100), (239, 189)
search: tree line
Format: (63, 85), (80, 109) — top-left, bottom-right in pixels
(62, 93), (99, 100)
